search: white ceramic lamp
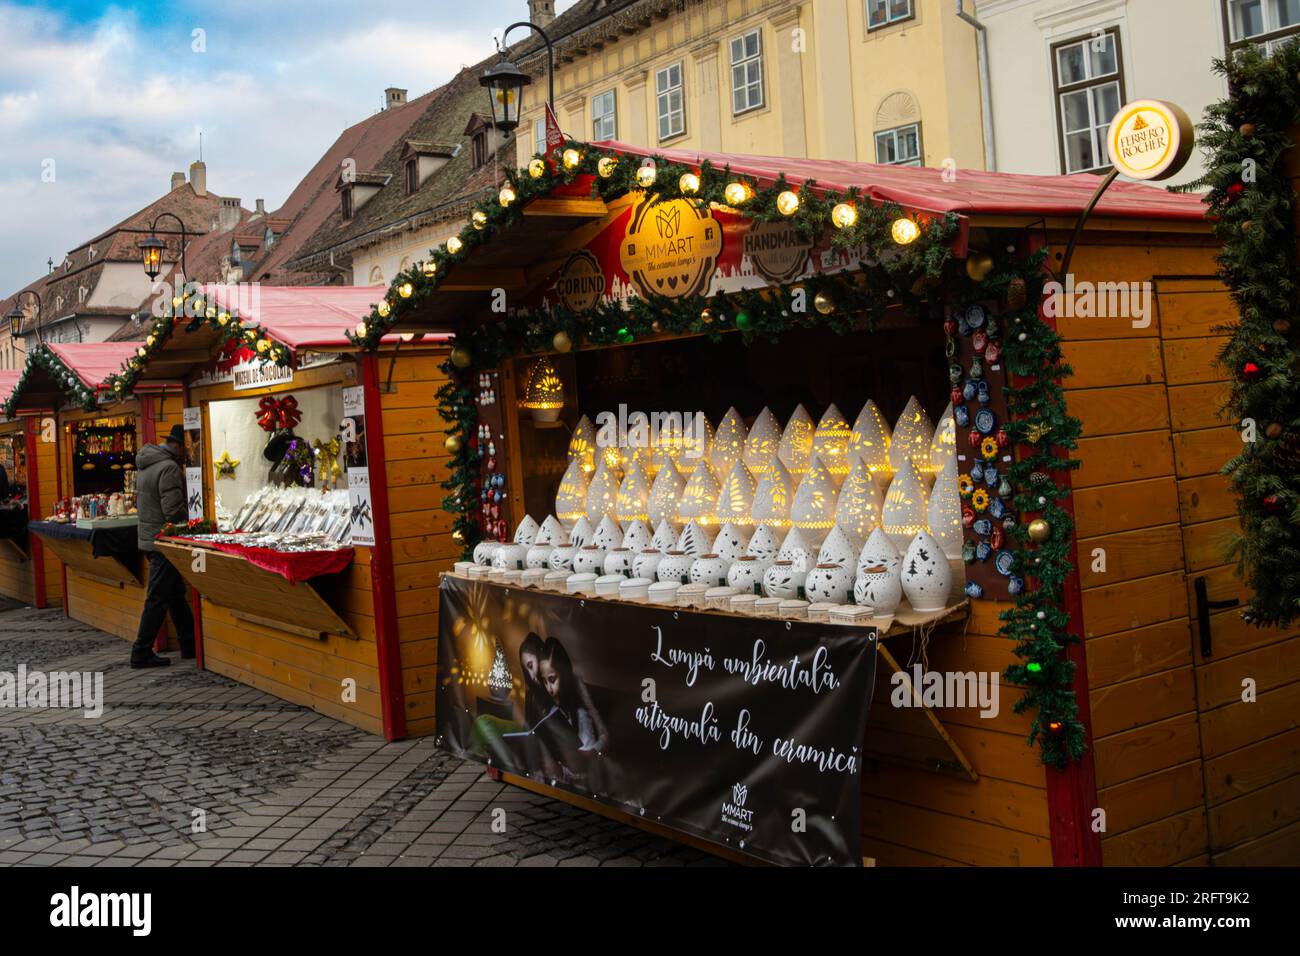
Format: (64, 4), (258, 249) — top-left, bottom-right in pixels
(833, 456), (883, 549)
(743, 407), (782, 475)
(889, 396), (935, 478)
(930, 401), (957, 476)
(676, 413), (713, 476)
(710, 407), (747, 480)
(585, 459), (619, 526)
(927, 455), (963, 559)
(778, 403), (814, 477)
(751, 458), (795, 530)
(555, 457), (590, 529)
(715, 460), (756, 533)
(568, 414), (597, 475)
(615, 459), (651, 525)
(647, 461), (684, 531)
(811, 403), (852, 485)
(882, 458), (930, 550)
(850, 399), (893, 483)
(901, 530), (954, 612)
(676, 461), (719, 527)
(790, 453), (838, 547)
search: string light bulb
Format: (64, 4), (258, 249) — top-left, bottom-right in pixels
(597, 156), (617, 178)
(562, 148), (582, 169)
(679, 172), (700, 194)
(528, 158), (546, 178)
(498, 184), (516, 207)
(891, 217), (920, 245)
(776, 190), (800, 216)
(724, 181), (752, 206)
(472, 211), (488, 230)
(831, 203), (858, 228)
(422, 260), (437, 276)
(636, 164), (657, 188)
(446, 236), (463, 255)
(398, 282), (413, 298)
(377, 300), (391, 318)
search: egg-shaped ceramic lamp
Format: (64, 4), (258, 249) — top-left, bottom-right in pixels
(710, 407), (747, 480)
(790, 454), (838, 547)
(568, 414), (597, 474)
(778, 404), (814, 477)
(555, 457), (590, 528)
(850, 399), (892, 483)
(647, 460), (684, 531)
(676, 460), (719, 526)
(930, 401), (957, 476)
(715, 460), (756, 532)
(811, 403), (852, 485)
(889, 395), (935, 477)
(901, 530), (954, 612)
(585, 459), (619, 526)
(513, 514), (539, 545)
(927, 455), (963, 559)
(520, 356), (564, 422)
(834, 456), (883, 547)
(743, 407), (782, 475)
(882, 458), (930, 549)
(614, 460), (651, 524)
(751, 458), (795, 530)
(535, 515), (565, 546)
(676, 413), (713, 476)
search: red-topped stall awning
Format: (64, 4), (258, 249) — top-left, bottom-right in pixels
(0, 369), (22, 414)
(47, 343), (142, 391)
(5, 341), (183, 416)
(199, 284), (416, 351)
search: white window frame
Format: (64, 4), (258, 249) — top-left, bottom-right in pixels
(729, 29), (765, 116)
(592, 89), (617, 140)
(534, 117), (546, 155)
(1224, 0), (1300, 51)
(867, 0), (914, 31)
(655, 62), (686, 141)
(874, 123), (922, 166)
(1051, 29), (1124, 175)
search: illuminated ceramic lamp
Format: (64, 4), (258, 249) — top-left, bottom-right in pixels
(675, 413), (713, 476)
(928, 455), (963, 559)
(715, 460), (756, 534)
(567, 414), (596, 474)
(554, 458), (590, 529)
(585, 459), (619, 526)
(849, 399), (893, 484)
(710, 407), (747, 480)
(615, 460), (652, 524)
(778, 404), (814, 477)
(834, 456), (883, 548)
(888, 395), (935, 479)
(519, 356), (564, 422)
(811, 403), (852, 486)
(882, 459), (930, 550)
(743, 407), (781, 475)
(751, 459), (794, 530)
(790, 454), (837, 547)
(676, 462), (719, 527)
(647, 460), (684, 531)
(930, 401), (958, 475)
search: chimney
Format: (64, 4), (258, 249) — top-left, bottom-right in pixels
(219, 197), (241, 232)
(528, 0), (555, 28)
(385, 87), (408, 109)
(170, 171), (186, 191)
(189, 160), (207, 197)
(255, 198), (266, 216)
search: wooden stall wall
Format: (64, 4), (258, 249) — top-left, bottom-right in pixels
(0, 419), (62, 607)
(859, 603), (1053, 866)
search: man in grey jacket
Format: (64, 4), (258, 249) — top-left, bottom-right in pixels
(130, 424), (195, 668)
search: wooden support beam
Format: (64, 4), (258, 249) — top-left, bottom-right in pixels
(522, 198), (608, 219)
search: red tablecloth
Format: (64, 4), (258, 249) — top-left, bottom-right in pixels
(164, 536), (354, 583)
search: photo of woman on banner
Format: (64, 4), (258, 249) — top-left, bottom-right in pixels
(471, 633), (549, 775)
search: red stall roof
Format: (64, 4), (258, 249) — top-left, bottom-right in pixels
(48, 343), (143, 390)
(200, 284), (428, 350)
(600, 142), (1210, 223)
(0, 369), (21, 409)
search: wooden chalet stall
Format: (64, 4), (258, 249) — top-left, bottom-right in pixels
(12, 343), (184, 643)
(361, 139), (1291, 867)
(0, 369), (62, 608)
(121, 285), (452, 739)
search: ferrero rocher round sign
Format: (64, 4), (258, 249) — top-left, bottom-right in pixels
(1106, 99), (1194, 181)
(619, 198), (723, 299)
(554, 251), (606, 312)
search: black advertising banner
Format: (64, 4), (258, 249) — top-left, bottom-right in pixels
(436, 576), (878, 866)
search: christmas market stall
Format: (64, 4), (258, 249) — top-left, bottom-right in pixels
(0, 368), (63, 608)
(347, 129), (1279, 867)
(8, 342), (184, 642)
(109, 284), (453, 739)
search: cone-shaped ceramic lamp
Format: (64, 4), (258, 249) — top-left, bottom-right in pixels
(676, 413), (713, 476)
(585, 459), (619, 526)
(790, 453), (838, 547)
(615, 460), (652, 524)
(811, 403), (852, 485)
(631, 442), (659, 480)
(600, 441), (628, 476)
(715, 460), (756, 533)
(743, 407), (782, 475)
(930, 401), (957, 476)
(751, 458), (795, 530)
(888, 396), (935, 477)
(535, 515), (565, 546)
(710, 407), (747, 480)
(927, 455), (963, 559)
(568, 414), (597, 475)
(555, 457), (590, 528)
(778, 404), (814, 476)
(849, 399), (893, 483)
(834, 456), (884, 547)
(647, 460), (685, 531)
(882, 457), (930, 549)
(676, 460), (719, 526)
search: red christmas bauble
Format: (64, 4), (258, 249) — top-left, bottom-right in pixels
(1264, 494), (1283, 514)
(1242, 361), (1263, 382)
(1226, 182), (1245, 201)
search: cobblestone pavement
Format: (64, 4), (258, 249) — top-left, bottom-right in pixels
(0, 603), (726, 868)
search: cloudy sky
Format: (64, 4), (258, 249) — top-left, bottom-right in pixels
(0, 0), (578, 291)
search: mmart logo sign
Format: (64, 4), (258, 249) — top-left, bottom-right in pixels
(720, 782), (754, 833)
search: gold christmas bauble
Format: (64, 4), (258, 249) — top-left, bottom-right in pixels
(965, 253), (995, 282)
(444, 434), (463, 454)
(699, 308), (714, 325)
(1266, 422), (1284, 440)
(552, 330), (572, 353)
(1274, 318), (1292, 334)
(1027, 518), (1051, 543)
(451, 528), (466, 545)
(814, 292), (835, 315)
(450, 345), (472, 369)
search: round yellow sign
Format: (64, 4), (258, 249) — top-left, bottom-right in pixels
(1106, 99), (1194, 181)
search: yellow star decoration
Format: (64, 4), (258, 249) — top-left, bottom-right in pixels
(215, 450), (239, 479)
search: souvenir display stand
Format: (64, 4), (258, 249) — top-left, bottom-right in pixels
(0, 370), (62, 607)
(116, 285), (452, 739)
(8, 343), (183, 643)
(349, 139), (1269, 867)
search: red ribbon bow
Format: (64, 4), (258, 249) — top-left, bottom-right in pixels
(257, 395), (302, 431)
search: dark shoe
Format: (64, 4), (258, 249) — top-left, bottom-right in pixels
(130, 653), (171, 669)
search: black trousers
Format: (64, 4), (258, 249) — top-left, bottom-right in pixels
(132, 551), (195, 659)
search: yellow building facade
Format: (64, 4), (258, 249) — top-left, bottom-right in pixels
(520, 0), (987, 170)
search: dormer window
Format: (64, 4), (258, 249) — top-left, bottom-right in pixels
(406, 158), (419, 195)
(472, 132), (488, 168)
(341, 187), (354, 221)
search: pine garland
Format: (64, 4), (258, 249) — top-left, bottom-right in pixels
(2, 344), (98, 415)
(1178, 41), (1300, 626)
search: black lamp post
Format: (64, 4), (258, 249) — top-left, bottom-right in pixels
(138, 212), (189, 283)
(481, 20), (554, 134)
(6, 289), (41, 346)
